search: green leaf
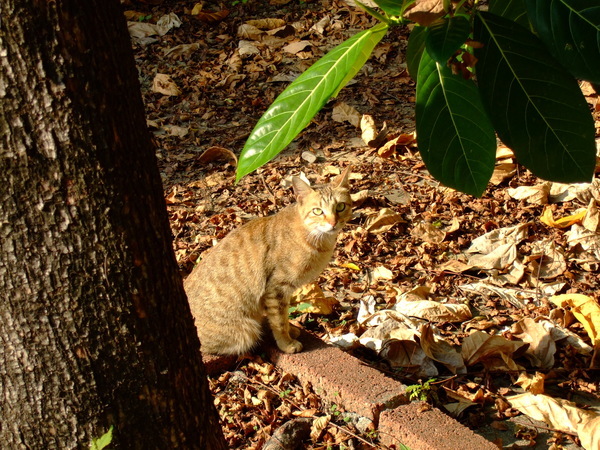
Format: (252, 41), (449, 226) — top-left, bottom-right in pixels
(425, 16), (471, 63)
(406, 25), (427, 80)
(91, 426), (114, 450)
(415, 49), (496, 197)
(526, 0), (600, 84)
(474, 12), (596, 183)
(370, 0), (413, 16)
(236, 23), (389, 182)
(489, 0), (530, 29)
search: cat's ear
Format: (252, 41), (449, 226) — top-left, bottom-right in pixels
(332, 165), (351, 189)
(292, 176), (314, 198)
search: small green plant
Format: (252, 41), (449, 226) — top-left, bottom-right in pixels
(330, 403), (341, 416)
(90, 426), (113, 450)
(137, 14), (152, 22)
(279, 388), (292, 398)
(366, 429), (379, 439)
(288, 302), (311, 316)
(405, 378), (436, 402)
(231, 0), (249, 5)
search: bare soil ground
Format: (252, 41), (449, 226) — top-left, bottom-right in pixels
(127, 0), (600, 448)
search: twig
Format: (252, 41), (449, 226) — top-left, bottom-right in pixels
(237, 372), (385, 448)
(513, 419), (579, 438)
(259, 172), (278, 207)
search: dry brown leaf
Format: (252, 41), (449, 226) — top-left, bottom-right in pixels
(198, 146), (238, 165)
(550, 294), (600, 346)
(152, 73), (181, 96)
(411, 222), (446, 244)
(420, 323), (467, 374)
(490, 163), (517, 185)
(365, 208), (404, 234)
(467, 242), (517, 270)
(329, 333), (359, 350)
(377, 133), (416, 158)
(246, 18), (286, 29)
(511, 318), (556, 369)
(237, 23), (264, 40)
(266, 25), (296, 38)
(291, 282), (338, 315)
(238, 40), (261, 57)
(583, 198), (599, 232)
(282, 40), (312, 54)
(310, 415), (330, 442)
(496, 146), (515, 159)
(191, 8), (229, 23)
(515, 372), (546, 395)
(508, 393), (600, 450)
(360, 114), (377, 146)
(549, 179), (600, 203)
(507, 183), (550, 205)
(127, 21), (160, 39)
(331, 102), (361, 127)
(164, 43), (201, 58)
(310, 15), (331, 34)
(164, 125), (189, 137)
(459, 282), (528, 309)
(437, 259), (473, 273)
(467, 223), (529, 253)
(371, 265), (394, 280)
(293, 408), (319, 417)
(156, 12), (181, 35)
(380, 339), (438, 377)
(190, 2), (203, 14)
(383, 187), (411, 205)
(461, 331), (526, 367)
(527, 239), (566, 279)
(403, 0), (445, 26)
(301, 151), (317, 163)
(393, 299), (471, 323)
(444, 400), (477, 418)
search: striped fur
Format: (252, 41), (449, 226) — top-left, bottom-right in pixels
(184, 167), (352, 355)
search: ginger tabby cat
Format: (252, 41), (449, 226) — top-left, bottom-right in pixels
(184, 166), (352, 355)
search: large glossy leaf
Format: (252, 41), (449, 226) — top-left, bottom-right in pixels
(416, 50), (496, 197)
(489, 0), (529, 29)
(406, 25), (427, 80)
(236, 23), (388, 181)
(474, 12), (596, 183)
(526, 0), (600, 83)
(371, 0), (410, 16)
(425, 16), (471, 63)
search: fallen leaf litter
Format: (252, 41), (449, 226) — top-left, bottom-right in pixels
(129, 0), (600, 448)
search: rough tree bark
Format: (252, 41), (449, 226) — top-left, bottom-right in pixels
(0, 1), (226, 448)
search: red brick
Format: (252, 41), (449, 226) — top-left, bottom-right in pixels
(266, 331), (408, 422)
(379, 402), (497, 450)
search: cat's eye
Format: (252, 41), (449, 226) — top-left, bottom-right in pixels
(335, 203), (346, 212)
(312, 208), (323, 216)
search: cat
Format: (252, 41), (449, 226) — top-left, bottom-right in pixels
(184, 166), (352, 355)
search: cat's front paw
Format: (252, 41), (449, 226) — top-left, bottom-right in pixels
(279, 339), (303, 354)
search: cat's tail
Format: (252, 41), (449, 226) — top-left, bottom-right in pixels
(197, 316), (263, 356)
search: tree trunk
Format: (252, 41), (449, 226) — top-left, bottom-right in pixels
(0, 1), (226, 448)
